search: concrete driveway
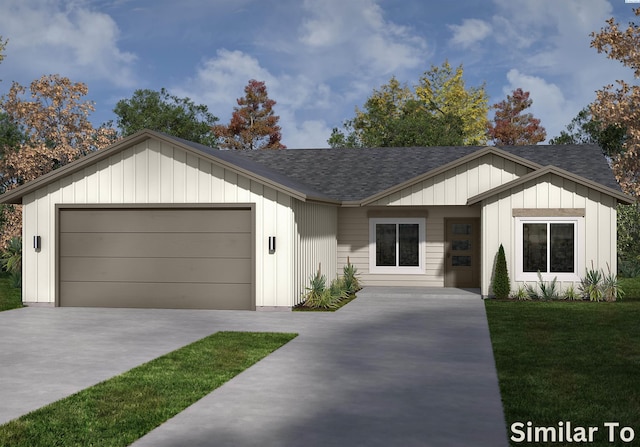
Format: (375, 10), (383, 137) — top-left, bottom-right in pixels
(0, 287), (508, 446)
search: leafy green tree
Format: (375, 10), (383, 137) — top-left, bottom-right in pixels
(213, 80), (285, 150)
(618, 204), (640, 267)
(415, 61), (489, 145)
(329, 75), (465, 148)
(550, 107), (626, 157)
(113, 88), (218, 147)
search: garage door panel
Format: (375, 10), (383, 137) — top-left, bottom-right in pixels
(58, 207), (254, 310)
(60, 232), (251, 258)
(61, 257), (251, 283)
(60, 209), (251, 233)
(60, 282), (252, 310)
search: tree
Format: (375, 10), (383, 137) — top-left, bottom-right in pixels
(487, 88), (546, 146)
(549, 107), (626, 157)
(415, 61), (489, 145)
(0, 75), (116, 246)
(590, 7), (640, 196)
(213, 80), (285, 150)
(113, 88), (218, 147)
(328, 77), (464, 148)
(492, 244), (510, 299)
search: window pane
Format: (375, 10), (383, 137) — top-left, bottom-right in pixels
(452, 240), (471, 251)
(452, 224), (472, 235)
(523, 223), (547, 272)
(399, 224), (419, 266)
(452, 256), (472, 266)
(376, 224), (397, 266)
(550, 223), (575, 273)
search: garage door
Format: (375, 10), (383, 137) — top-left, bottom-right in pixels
(58, 207), (253, 309)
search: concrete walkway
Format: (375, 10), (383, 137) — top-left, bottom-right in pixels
(0, 288), (507, 446)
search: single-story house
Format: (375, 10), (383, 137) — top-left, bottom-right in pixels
(0, 129), (633, 309)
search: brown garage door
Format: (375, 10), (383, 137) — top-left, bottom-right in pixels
(58, 207), (253, 309)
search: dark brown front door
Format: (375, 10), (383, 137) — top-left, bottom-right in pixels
(445, 218), (480, 288)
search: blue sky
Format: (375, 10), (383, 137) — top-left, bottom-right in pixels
(0, 0), (637, 148)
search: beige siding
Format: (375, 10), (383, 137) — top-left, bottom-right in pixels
(337, 206), (480, 287)
(370, 154), (532, 206)
(291, 200), (338, 306)
(480, 173), (617, 296)
(21, 138), (294, 308)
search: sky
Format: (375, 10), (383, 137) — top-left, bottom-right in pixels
(0, 0), (638, 149)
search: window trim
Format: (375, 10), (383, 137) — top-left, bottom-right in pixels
(369, 217), (425, 274)
(515, 216), (583, 282)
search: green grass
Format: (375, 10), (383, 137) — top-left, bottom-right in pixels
(0, 331), (297, 447)
(619, 276), (640, 300)
(486, 300), (640, 446)
(0, 271), (22, 311)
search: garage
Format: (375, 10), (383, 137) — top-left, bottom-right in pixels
(57, 206), (254, 310)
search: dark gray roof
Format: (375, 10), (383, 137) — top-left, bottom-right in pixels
(231, 144), (621, 202)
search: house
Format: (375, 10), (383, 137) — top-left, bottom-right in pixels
(0, 130), (633, 309)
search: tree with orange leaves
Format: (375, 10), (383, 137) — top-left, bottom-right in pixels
(0, 74), (116, 246)
(590, 7), (640, 196)
(214, 79), (285, 150)
(487, 88), (546, 146)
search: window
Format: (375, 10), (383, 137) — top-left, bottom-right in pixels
(369, 218), (425, 274)
(515, 217), (583, 281)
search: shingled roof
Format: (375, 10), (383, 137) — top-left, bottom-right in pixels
(230, 143), (622, 202)
(0, 130), (630, 205)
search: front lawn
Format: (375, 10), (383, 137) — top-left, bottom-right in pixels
(0, 272), (21, 311)
(486, 300), (640, 446)
(0, 331), (297, 447)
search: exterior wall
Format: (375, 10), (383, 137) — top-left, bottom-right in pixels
(369, 154), (532, 206)
(21, 138), (294, 307)
(480, 173), (617, 296)
(291, 200), (338, 306)
(337, 206), (480, 287)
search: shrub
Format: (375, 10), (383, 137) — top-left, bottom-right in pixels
(536, 271), (559, 300)
(1, 237), (21, 289)
(342, 257), (361, 294)
(580, 263), (604, 302)
(602, 263), (624, 302)
(562, 284), (581, 301)
(492, 244), (510, 299)
(510, 285), (530, 301)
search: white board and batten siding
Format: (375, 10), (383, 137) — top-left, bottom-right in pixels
(22, 138), (295, 308)
(291, 200), (338, 306)
(368, 154), (532, 207)
(479, 173), (618, 296)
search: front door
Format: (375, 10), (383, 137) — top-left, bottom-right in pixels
(445, 218), (480, 288)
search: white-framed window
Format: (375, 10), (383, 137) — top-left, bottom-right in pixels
(515, 217), (583, 282)
(369, 218), (425, 274)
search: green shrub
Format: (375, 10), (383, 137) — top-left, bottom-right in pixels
(581, 263), (604, 302)
(618, 258), (640, 278)
(492, 244), (510, 299)
(602, 263), (624, 302)
(562, 283), (581, 301)
(510, 285), (530, 301)
(342, 257), (361, 294)
(537, 271), (559, 300)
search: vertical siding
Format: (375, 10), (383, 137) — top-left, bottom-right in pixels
(291, 200), (338, 306)
(370, 154), (533, 206)
(21, 138), (294, 307)
(337, 206), (480, 287)
(480, 173), (617, 296)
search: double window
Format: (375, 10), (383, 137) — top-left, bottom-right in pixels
(515, 217), (582, 281)
(369, 218), (425, 274)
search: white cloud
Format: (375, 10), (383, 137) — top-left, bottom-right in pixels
(173, 49), (336, 148)
(448, 19), (493, 48)
(292, 0), (428, 78)
(0, 0), (136, 87)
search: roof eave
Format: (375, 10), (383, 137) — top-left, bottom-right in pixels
(467, 165), (635, 206)
(359, 146), (542, 206)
